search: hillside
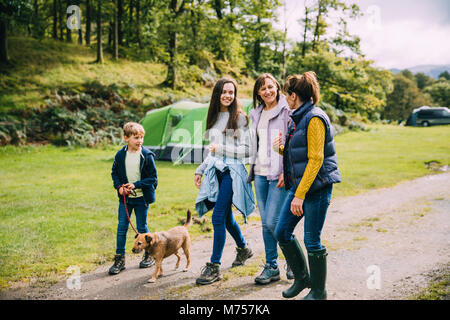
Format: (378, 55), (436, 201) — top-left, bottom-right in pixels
(0, 37), (254, 114)
(391, 64), (450, 79)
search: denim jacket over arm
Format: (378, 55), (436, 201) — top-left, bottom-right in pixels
(195, 155), (256, 222)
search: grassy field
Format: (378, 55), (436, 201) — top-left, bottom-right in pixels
(0, 124), (449, 289)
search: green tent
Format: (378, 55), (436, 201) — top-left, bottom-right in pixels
(140, 99), (253, 163)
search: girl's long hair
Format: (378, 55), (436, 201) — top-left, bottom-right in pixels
(283, 71), (320, 105)
(252, 73), (281, 108)
(206, 78), (248, 132)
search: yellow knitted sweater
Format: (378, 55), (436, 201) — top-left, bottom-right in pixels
(279, 117), (325, 199)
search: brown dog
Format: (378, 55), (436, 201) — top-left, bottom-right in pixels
(132, 210), (192, 283)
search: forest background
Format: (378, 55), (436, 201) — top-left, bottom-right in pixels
(1, 0), (450, 147)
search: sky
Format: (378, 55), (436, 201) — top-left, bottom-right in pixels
(275, 0), (450, 69)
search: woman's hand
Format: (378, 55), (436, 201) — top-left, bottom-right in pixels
(290, 197), (304, 216)
(209, 144), (218, 153)
(272, 132), (283, 153)
(194, 174), (202, 189)
(276, 173), (285, 188)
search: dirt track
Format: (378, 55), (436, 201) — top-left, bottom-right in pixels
(1, 172), (449, 300)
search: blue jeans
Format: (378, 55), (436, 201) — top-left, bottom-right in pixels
(254, 175), (289, 268)
(275, 185), (332, 252)
(210, 169), (246, 264)
(116, 197), (149, 255)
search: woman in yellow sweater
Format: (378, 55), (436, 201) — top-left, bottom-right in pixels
(273, 72), (341, 300)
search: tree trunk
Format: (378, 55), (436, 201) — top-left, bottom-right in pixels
(302, 4), (310, 57)
(96, 0), (103, 63)
(163, 0), (185, 89)
(136, 0), (142, 49)
(127, 0), (133, 47)
(312, 0), (322, 52)
(66, 0), (72, 42)
(166, 31), (177, 89)
(0, 20), (9, 64)
(118, 0), (123, 46)
(58, 0), (64, 41)
(113, 0), (119, 60)
(86, 0), (91, 45)
(253, 16), (261, 72)
(52, 0), (58, 39)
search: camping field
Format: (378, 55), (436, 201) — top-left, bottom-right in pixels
(0, 124), (449, 289)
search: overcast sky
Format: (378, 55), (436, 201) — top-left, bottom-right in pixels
(275, 0), (450, 69)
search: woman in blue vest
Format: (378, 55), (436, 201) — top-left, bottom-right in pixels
(273, 72), (341, 300)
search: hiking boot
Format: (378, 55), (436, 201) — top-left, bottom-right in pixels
(231, 246), (253, 267)
(196, 262), (221, 285)
(303, 248), (328, 300)
(108, 254), (125, 275)
(139, 251), (155, 268)
(286, 263), (294, 280)
(255, 264), (280, 285)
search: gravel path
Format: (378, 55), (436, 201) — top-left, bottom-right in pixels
(1, 172), (449, 300)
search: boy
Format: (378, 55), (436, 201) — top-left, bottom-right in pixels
(109, 122), (158, 275)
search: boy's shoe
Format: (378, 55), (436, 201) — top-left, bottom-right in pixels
(255, 264), (281, 285)
(108, 254), (126, 275)
(232, 246), (253, 267)
(196, 262), (221, 285)
(139, 251), (155, 268)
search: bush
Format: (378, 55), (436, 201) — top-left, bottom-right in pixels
(0, 81), (144, 147)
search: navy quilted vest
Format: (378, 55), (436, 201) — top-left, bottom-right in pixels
(283, 100), (341, 195)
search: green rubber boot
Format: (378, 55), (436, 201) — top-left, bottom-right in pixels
(303, 248), (328, 300)
(279, 236), (310, 298)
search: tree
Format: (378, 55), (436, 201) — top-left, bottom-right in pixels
(414, 72), (434, 90)
(0, 0), (33, 64)
(52, 0), (58, 39)
(96, 0), (104, 63)
(85, 0), (92, 45)
(113, 0), (119, 60)
(438, 70), (450, 81)
(163, 0), (187, 89)
(383, 74), (431, 122)
(424, 80), (450, 108)
(135, 0), (142, 49)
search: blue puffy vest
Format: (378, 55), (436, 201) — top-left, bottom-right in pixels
(283, 100), (341, 195)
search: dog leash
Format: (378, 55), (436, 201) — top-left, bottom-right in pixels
(119, 184), (139, 235)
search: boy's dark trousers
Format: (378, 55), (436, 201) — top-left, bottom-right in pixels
(115, 196), (149, 256)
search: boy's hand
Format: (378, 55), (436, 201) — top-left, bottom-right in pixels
(124, 183), (135, 190)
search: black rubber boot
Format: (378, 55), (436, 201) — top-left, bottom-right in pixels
(303, 248), (328, 300)
(279, 236), (310, 298)
(108, 254), (125, 275)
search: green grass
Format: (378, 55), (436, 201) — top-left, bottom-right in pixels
(333, 124), (450, 197)
(0, 124), (449, 289)
(0, 145), (201, 288)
